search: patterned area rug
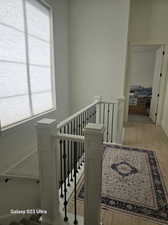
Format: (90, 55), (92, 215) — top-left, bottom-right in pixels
(78, 145), (168, 224)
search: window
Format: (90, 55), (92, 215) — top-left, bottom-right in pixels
(0, 0), (54, 128)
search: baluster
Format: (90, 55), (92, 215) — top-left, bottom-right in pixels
(82, 112), (85, 132)
(63, 138), (68, 222)
(70, 121), (73, 182)
(95, 105), (97, 123)
(80, 114), (83, 166)
(111, 104), (114, 143)
(86, 110), (88, 125)
(85, 111), (87, 126)
(90, 108), (92, 122)
(91, 107), (93, 123)
(82, 112), (85, 163)
(73, 119), (76, 134)
(84, 111), (87, 165)
(88, 110), (90, 122)
(99, 102), (101, 123)
(76, 116), (78, 168)
(76, 116), (78, 135)
(76, 117), (79, 173)
(78, 115), (81, 167)
(78, 116), (81, 170)
(85, 111), (87, 124)
(67, 124), (70, 186)
(60, 128), (63, 198)
(73, 120), (76, 178)
(103, 103), (105, 124)
(75, 118), (79, 174)
(83, 111), (85, 133)
(90, 107), (92, 122)
(92, 106), (95, 123)
(74, 141), (78, 225)
(93, 106), (95, 123)
(106, 103), (110, 142)
(89, 109), (92, 122)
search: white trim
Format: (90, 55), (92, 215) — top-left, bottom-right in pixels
(1, 149), (37, 176)
(0, 0), (55, 131)
(156, 45), (168, 126)
(0, 108), (56, 134)
(124, 44), (163, 124)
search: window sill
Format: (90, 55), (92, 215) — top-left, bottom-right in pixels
(0, 108), (56, 136)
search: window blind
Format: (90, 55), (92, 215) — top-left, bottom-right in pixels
(0, 0), (53, 128)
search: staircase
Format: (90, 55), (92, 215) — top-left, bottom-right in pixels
(0, 96), (125, 225)
(8, 214), (41, 225)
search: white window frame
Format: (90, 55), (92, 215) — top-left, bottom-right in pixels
(0, 0), (56, 132)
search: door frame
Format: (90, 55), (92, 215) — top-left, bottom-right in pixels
(156, 45), (168, 126)
(149, 46), (163, 124)
(124, 44), (167, 126)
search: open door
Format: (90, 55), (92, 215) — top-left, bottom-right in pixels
(150, 47), (163, 123)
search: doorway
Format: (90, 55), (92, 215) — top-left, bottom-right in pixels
(126, 45), (163, 124)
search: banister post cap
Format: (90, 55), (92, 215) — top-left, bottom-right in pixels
(83, 123), (104, 135)
(94, 96), (102, 102)
(36, 118), (57, 135)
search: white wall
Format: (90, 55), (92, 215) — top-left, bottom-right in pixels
(0, 0), (70, 173)
(69, 0), (130, 112)
(128, 47), (156, 88)
(129, 0), (168, 44)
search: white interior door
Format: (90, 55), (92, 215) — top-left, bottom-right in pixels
(150, 47), (162, 123)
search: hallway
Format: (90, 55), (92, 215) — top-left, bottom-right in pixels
(112, 121), (168, 225)
(124, 121), (168, 155)
(123, 121), (168, 225)
(67, 121), (168, 225)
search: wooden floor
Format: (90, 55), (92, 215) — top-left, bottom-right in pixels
(68, 121), (168, 225)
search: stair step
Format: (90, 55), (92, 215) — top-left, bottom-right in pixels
(29, 215), (41, 223)
(10, 222), (23, 225)
(20, 219), (39, 225)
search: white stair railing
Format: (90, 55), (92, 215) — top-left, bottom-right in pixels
(95, 96), (125, 144)
(36, 119), (63, 225)
(36, 119), (104, 225)
(83, 123), (104, 225)
(36, 96), (125, 225)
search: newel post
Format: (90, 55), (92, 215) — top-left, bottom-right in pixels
(84, 123), (104, 225)
(36, 118), (64, 225)
(94, 96), (102, 124)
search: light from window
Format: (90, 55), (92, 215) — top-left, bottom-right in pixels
(0, 0), (54, 128)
